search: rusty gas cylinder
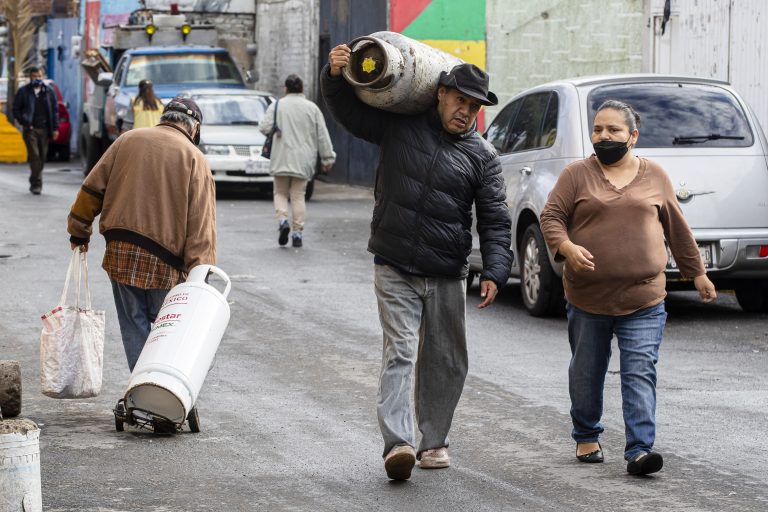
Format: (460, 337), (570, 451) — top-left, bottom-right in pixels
(342, 31), (464, 115)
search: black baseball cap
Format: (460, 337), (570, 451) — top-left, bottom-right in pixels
(164, 97), (203, 123)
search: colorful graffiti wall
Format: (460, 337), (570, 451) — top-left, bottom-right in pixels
(390, 0), (487, 129)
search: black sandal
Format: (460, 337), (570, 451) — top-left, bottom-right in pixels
(576, 442), (604, 463)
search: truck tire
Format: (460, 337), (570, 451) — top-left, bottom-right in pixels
(0, 360), (22, 418)
(520, 224), (565, 317)
(80, 123), (102, 176)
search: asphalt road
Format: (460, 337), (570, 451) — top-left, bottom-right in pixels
(0, 162), (766, 511)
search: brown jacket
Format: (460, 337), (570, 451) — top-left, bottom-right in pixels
(540, 156), (704, 315)
(68, 123), (216, 271)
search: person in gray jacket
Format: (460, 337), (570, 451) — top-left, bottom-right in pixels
(259, 75), (335, 248)
(322, 45), (512, 481)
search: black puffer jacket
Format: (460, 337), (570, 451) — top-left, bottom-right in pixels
(321, 67), (512, 286)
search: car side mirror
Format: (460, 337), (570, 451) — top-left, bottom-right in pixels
(245, 70), (259, 84)
(96, 72), (113, 87)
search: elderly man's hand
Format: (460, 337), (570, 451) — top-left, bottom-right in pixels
(478, 280), (498, 309)
(329, 45), (351, 77)
(322, 164), (333, 174)
(71, 243), (88, 252)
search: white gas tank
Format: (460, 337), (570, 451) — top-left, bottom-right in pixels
(342, 31), (464, 114)
(125, 265), (231, 424)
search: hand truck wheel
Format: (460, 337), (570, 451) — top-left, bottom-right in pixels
(114, 402), (125, 432)
(187, 406), (200, 433)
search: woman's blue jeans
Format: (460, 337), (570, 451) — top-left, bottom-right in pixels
(566, 302), (667, 461)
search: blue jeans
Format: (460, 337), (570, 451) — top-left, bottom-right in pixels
(373, 264), (467, 457)
(110, 281), (169, 372)
(566, 302), (667, 461)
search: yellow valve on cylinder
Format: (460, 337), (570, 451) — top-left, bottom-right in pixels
(181, 24), (192, 35)
(362, 57), (377, 74)
(145, 24), (156, 36)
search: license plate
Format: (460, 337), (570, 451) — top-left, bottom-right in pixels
(244, 160), (269, 175)
(666, 243), (713, 270)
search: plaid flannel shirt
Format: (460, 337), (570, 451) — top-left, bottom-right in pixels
(103, 240), (182, 290)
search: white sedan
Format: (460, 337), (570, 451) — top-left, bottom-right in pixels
(179, 88), (275, 191)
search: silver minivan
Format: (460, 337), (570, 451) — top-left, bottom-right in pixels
(469, 74), (768, 315)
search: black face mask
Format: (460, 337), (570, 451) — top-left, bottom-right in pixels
(593, 137), (631, 165)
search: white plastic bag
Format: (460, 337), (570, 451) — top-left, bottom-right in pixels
(40, 250), (105, 398)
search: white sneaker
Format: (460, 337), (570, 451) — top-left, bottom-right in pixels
(419, 447), (450, 469)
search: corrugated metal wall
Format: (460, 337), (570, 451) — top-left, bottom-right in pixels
(650, 0), (768, 134)
(255, 0), (320, 102)
(317, 0), (386, 187)
(47, 18), (81, 154)
(729, 1), (768, 131)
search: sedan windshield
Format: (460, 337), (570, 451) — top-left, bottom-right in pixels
(588, 83), (754, 148)
(125, 53), (244, 86)
(194, 95), (270, 125)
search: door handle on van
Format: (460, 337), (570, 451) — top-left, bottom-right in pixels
(519, 166), (532, 176)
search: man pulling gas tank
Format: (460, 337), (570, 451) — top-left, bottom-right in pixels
(66, 97), (217, 374)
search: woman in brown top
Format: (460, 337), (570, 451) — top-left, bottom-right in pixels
(540, 100), (716, 476)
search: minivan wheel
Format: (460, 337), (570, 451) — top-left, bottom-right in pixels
(734, 280), (768, 313)
(520, 224), (564, 317)
(466, 271), (476, 290)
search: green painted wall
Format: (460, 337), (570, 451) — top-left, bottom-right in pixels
(402, 0), (486, 40)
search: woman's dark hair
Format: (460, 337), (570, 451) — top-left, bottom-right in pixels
(134, 79), (162, 110)
(596, 99), (641, 131)
(285, 74), (303, 94)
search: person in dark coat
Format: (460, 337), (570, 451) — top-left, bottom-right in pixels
(12, 67), (59, 195)
(322, 46), (512, 481)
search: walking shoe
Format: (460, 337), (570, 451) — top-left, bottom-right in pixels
(419, 447), (450, 469)
(30, 185), (42, 195)
(292, 232), (303, 248)
(278, 219), (290, 246)
(626, 451), (663, 475)
(576, 442), (604, 463)
(384, 444), (416, 481)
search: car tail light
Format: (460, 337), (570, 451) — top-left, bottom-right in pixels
(58, 104), (69, 122)
(760, 245), (768, 258)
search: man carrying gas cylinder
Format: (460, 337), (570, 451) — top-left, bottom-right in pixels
(66, 97), (217, 373)
(321, 46), (512, 480)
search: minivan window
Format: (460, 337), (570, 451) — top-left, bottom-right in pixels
(125, 53), (244, 86)
(486, 100), (521, 153)
(540, 92), (558, 148)
(506, 92), (551, 153)
(588, 83), (753, 148)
